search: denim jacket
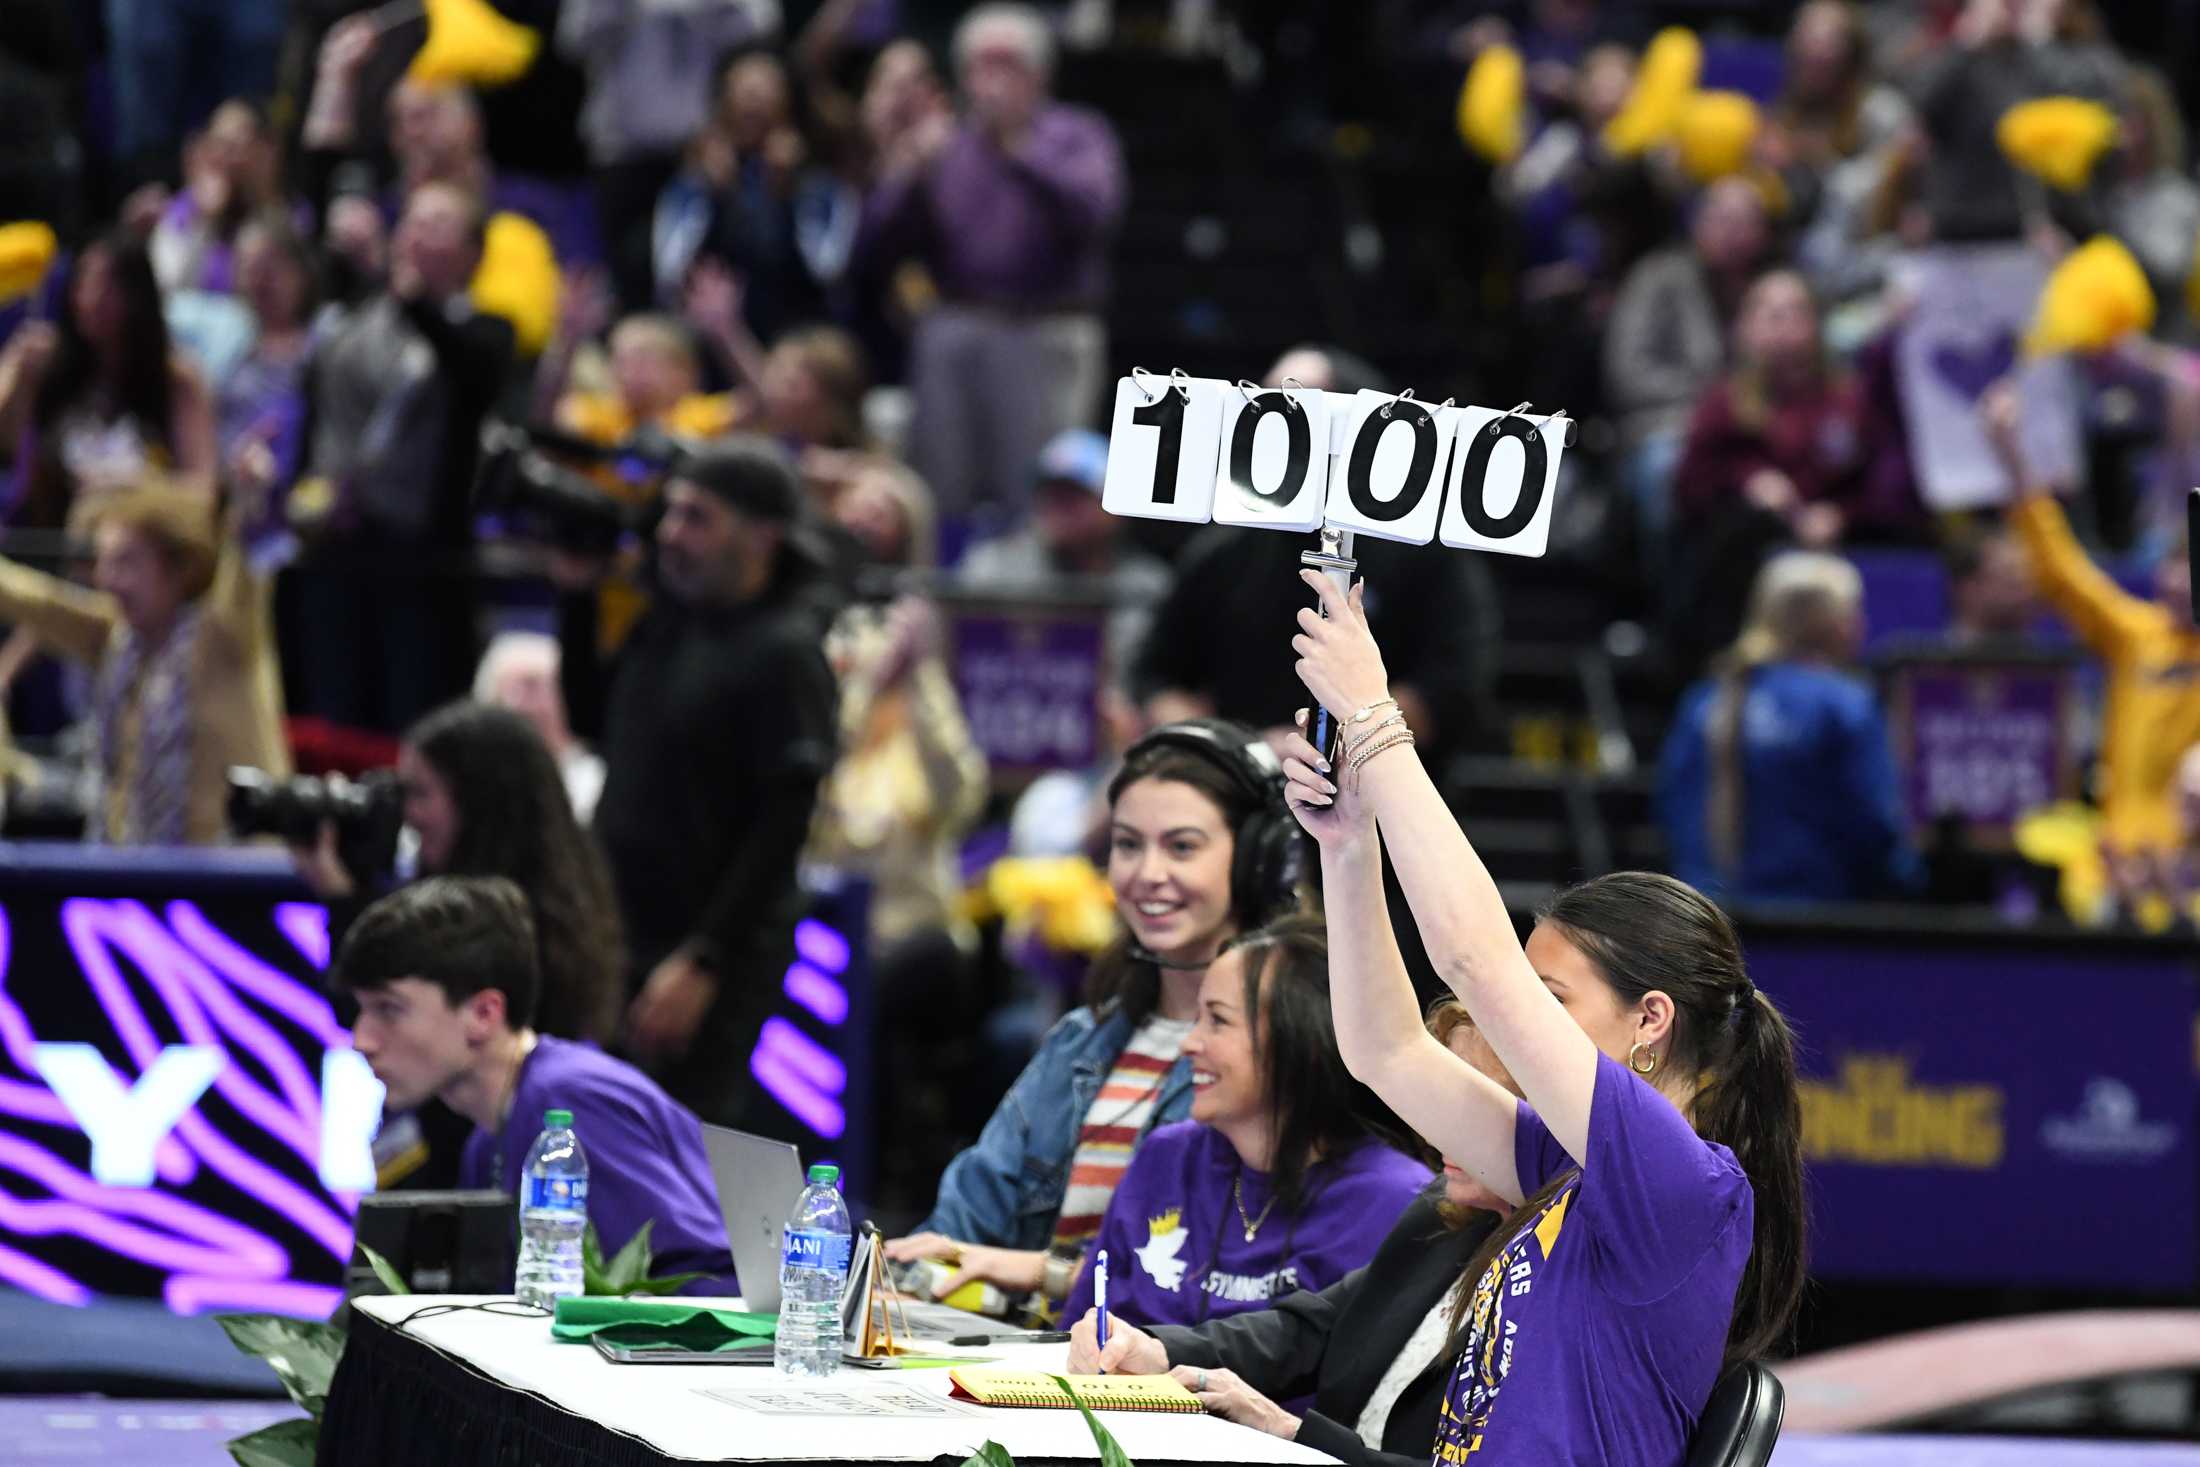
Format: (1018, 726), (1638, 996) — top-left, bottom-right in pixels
(918, 1004), (1194, 1250)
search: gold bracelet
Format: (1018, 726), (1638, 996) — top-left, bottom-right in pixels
(1345, 697), (1399, 727)
(1350, 730), (1416, 789)
(1342, 711), (1407, 761)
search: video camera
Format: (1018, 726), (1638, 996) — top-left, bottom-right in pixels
(473, 421), (689, 553)
(227, 767), (405, 886)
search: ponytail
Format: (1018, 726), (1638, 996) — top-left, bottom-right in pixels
(1691, 987), (1807, 1366)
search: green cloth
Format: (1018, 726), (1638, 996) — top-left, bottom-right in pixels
(551, 1296), (778, 1354)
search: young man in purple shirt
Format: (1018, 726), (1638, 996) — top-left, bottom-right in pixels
(336, 876), (738, 1293)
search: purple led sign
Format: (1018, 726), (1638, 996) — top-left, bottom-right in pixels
(752, 918), (854, 1140)
(0, 892), (356, 1316)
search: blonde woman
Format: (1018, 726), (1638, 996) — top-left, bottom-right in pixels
(1656, 551), (1918, 902)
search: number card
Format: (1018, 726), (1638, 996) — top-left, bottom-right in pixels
(1101, 375), (1223, 525)
(1212, 386), (1330, 532)
(1438, 406), (1565, 558)
(1320, 391), (1458, 546)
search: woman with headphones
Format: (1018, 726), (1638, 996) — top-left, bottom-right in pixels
(885, 719), (1306, 1318)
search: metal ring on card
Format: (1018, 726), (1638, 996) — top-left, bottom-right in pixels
(1129, 366), (1163, 404)
(1169, 367), (1194, 402)
(1490, 400), (1534, 436)
(1379, 388), (1417, 421)
(1278, 376), (1307, 411)
(1545, 409), (1577, 448)
(1235, 379), (1261, 403)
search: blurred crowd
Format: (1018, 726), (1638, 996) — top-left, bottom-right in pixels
(3, 0), (2200, 1204)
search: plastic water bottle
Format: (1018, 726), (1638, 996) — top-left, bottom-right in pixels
(515, 1109), (588, 1308)
(774, 1164), (852, 1376)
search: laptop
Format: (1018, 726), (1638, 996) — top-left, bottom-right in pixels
(698, 1125), (1042, 1345)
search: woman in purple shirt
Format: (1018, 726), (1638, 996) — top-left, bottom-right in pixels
(1061, 914), (1431, 1330)
(1277, 573), (1806, 1467)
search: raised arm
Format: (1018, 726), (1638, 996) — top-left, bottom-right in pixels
(1288, 571), (1604, 1168)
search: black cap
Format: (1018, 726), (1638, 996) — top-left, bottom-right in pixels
(676, 439), (803, 523)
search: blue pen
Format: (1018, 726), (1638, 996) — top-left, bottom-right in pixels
(1093, 1249), (1110, 1372)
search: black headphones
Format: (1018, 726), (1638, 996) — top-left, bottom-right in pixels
(1114, 718), (1306, 933)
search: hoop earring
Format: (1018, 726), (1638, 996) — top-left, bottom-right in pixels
(1628, 1042), (1658, 1076)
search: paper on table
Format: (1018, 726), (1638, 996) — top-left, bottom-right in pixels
(700, 1384), (991, 1419)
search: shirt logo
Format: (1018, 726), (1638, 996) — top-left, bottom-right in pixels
(2040, 1078), (2178, 1163)
(1135, 1208), (1189, 1291)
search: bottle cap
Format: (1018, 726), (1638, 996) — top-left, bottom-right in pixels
(807, 1164), (839, 1186)
(545, 1109), (573, 1129)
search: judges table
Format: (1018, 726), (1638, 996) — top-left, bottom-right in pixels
(326, 1296), (1341, 1467)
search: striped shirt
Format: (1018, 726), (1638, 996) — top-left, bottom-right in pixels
(1049, 1015), (1193, 1257)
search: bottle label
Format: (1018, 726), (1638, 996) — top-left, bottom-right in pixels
(522, 1175), (588, 1213)
(782, 1227), (851, 1273)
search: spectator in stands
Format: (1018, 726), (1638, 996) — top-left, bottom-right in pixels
(1771, 1), (1915, 306)
(211, 214), (317, 522)
(1669, 269), (1916, 664)
(959, 427), (1174, 681)
(555, 441), (839, 1132)
(557, 0), (780, 310)
(1069, 998), (1510, 1463)
(680, 260), (872, 455)
(653, 49), (832, 343)
(2104, 67), (2200, 309)
(1659, 552), (1918, 903)
(296, 699), (626, 1047)
(0, 478), (286, 844)
(1943, 527), (2040, 649)
(1986, 381), (2200, 866)
(105, 0), (283, 188)
(540, 283), (738, 447)
(887, 720), (1304, 1319)
(335, 876), (736, 1291)
(288, 181), (513, 736)
(857, 3), (1126, 518)
(1603, 177), (1770, 546)
(811, 479), (989, 1202)
(0, 232), (217, 529)
(1059, 915), (1430, 1329)
(474, 632), (606, 825)
(139, 100), (286, 297)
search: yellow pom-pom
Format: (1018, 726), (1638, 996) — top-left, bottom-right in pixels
(1996, 97), (2118, 192)
(1603, 27), (1701, 157)
(0, 221), (57, 304)
(2026, 235), (2156, 357)
(407, 0), (541, 88)
(1457, 45), (1526, 164)
(470, 211), (559, 357)
(1674, 90), (1759, 183)
(983, 856), (1121, 955)
(2013, 802), (2111, 924)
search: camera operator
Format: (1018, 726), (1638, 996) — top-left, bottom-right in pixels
(289, 700), (627, 1047)
(0, 474), (286, 844)
(553, 439), (840, 1132)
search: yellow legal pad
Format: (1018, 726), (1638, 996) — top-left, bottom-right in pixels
(946, 1369), (1202, 1413)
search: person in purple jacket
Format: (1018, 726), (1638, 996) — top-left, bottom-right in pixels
(334, 876), (738, 1294)
(1062, 914), (1431, 1330)
(1278, 572), (1808, 1467)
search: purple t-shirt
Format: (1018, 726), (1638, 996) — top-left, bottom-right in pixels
(1429, 1053), (1753, 1467)
(1062, 1121), (1431, 1328)
(457, 1037), (738, 1295)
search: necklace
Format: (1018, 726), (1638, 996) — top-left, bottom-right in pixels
(1232, 1174), (1279, 1243)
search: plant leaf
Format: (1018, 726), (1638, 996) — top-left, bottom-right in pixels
(959, 1441), (1017, 1467)
(1053, 1376), (1134, 1467)
(357, 1243), (411, 1297)
(619, 1270), (706, 1297)
(602, 1219), (656, 1294)
(225, 1416), (320, 1467)
(214, 1315), (347, 1419)
(582, 1221), (612, 1295)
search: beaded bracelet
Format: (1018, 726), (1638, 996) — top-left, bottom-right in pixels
(1342, 711), (1408, 761)
(1350, 729), (1416, 789)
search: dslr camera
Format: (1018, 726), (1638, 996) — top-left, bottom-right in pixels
(228, 767), (405, 884)
(473, 421), (686, 553)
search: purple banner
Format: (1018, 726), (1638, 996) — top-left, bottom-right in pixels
(1752, 934), (2195, 1291)
(1886, 659), (2073, 838)
(947, 606), (1106, 776)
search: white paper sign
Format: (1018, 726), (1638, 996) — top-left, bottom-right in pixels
(1101, 375), (1224, 524)
(1893, 245), (2082, 511)
(1439, 406), (1566, 557)
(1320, 391), (1457, 546)
(1212, 386), (1330, 532)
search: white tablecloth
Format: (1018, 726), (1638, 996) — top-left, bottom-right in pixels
(349, 1296), (1340, 1465)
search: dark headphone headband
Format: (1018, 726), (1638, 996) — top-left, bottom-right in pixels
(1118, 718), (1286, 810)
